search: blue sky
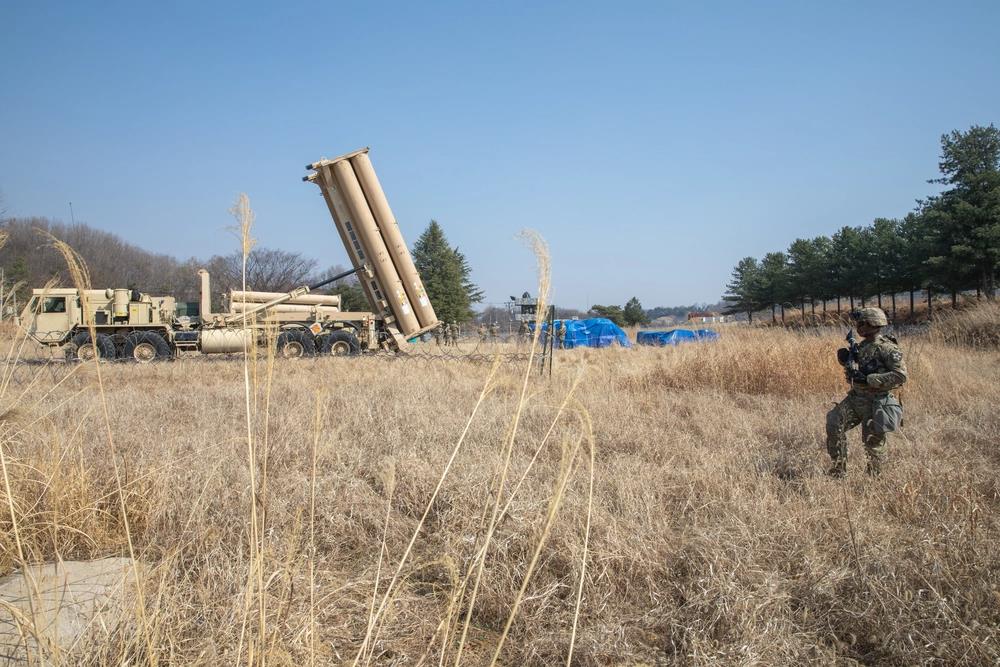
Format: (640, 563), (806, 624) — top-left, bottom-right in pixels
(2, 1), (997, 309)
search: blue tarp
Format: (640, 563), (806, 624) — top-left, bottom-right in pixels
(533, 318), (632, 349)
(636, 329), (719, 346)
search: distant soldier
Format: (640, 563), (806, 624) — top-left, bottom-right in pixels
(450, 320), (459, 347)
(433, 323), (443, 347)
(489, 322), (499, 343)
(518, 320), (529, 344)
(478, 323), (487, 342)
(556, 321), (566, 349)
(826, 308), (907, 478)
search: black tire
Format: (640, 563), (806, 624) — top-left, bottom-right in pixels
(66, 331), (116, 362)
(320, 330), (360, 356)
(276, 329), (316, 359)
(122, 331), (172, 363)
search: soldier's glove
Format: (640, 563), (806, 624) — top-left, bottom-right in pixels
(836, 348), (851, 366)
(845, 368), (868, 385)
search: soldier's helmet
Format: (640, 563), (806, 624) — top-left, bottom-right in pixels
(852, 307), (888, 327)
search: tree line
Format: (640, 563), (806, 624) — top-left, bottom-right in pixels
(0, 215), (482, 322)
(723, 125), (1000, 323)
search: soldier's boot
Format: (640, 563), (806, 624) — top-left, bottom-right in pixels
(865, 456), (885, 477)
(826, 459), (847, 479)
(863, 432), (888, 478)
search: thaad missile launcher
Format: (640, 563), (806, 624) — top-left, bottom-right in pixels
(303, 148), (439, 340)
(20, 148), (439, 362)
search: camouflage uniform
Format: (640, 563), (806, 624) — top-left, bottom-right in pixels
(433, 324), (443, 346)
(450, 321), (459, 346)
(517, 320), (529, 344)
(556, 321), (566, 349)
(826, 308), (907, 477)
(489, 322), (499, 342)
(478, 324), (487, 342)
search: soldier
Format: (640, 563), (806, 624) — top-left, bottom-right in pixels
(555, 321), (566, 349)
(826, 308), (907, 478)
(517, 320), (529, 344)
(478, 323), (487, 342)
(433, 323), (443, 347)
(450, 320), (459, 347)
(489, 322), (499, 343)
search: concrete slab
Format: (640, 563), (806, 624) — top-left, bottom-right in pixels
(0, 558), (141, 664)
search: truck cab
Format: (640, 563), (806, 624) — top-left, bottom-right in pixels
(21, 289), (81, 344)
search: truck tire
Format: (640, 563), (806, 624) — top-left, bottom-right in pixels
(321, 330), (360, 356)
(122, 331), (172, 363)
(276, 330), (315, 359)
(66, 331), (116, 362)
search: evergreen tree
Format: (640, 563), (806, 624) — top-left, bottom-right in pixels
(829, 226), (867, 310)
(898, 211), (933, 316)
(412, 220), (483, 323)
(787, 238), (826, 320)
(758, 252), (789, 323)
(924, 125), (1000, 299)
(868, 218), (906, 315)
(623, 296), (649, 326)
(589, 304), (625, 326)
(809, 235), (835, 317)
(722, 256), (761, 322)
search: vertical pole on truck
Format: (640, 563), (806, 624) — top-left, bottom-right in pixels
(548, 305), (555, 379)
(539, 305), (555, 377)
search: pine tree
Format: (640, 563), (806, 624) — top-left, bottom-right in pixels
(759, 252), (789, 323)
(722, 256), (761, 323)
(589, 304), (625, 326)
(924, 125), (1000, 299)
(623, 296), (649, 326)
(412, 220), (483, 323)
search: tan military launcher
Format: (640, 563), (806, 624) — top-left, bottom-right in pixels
(20, 147), (439, 362)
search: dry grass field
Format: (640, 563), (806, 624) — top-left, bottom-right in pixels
(1, 304), (999, 665)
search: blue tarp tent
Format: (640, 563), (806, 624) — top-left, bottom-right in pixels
(533, 318), (631, 349)
(636, 329), (719, 346)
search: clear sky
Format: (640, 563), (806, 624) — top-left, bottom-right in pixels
(2, 1), (997, 310)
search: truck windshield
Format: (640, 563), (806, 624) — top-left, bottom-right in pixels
(42, 297), (67, 313)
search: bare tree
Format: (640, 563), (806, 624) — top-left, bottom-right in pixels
(206, 247), (318, 295)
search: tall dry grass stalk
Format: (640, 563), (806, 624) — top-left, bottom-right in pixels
(228, 193), (273, 667)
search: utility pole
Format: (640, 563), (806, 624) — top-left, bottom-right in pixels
(69, 201), (76, 225)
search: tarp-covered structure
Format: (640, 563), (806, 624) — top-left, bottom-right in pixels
(534, 318), (631, 349)
(636, 329), (719, 346)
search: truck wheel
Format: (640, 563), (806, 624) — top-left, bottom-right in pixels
(123, 331), (172, 363)
(66, 332), (117, 362)
(321, 330), (360, 356)
(276, 330), (315, 359)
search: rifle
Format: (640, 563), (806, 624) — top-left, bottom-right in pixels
(837, 328), (869, 386)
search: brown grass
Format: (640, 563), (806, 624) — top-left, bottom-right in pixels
(930, 299), (1000, 348)
(2, 305), (1000, 664)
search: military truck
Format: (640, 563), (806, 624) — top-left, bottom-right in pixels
(22, 268), (381, 361)
(20, 147), (441, 362)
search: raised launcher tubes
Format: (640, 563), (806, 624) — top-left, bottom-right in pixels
(304, 148), (440, 341)
(350, 152), (438, 328)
